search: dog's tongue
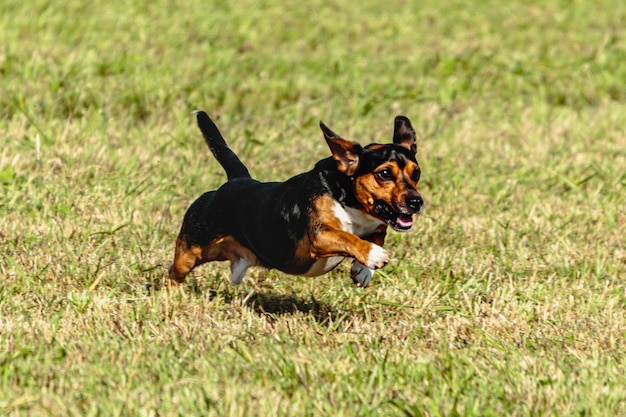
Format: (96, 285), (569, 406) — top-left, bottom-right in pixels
(396, 214), (413, 229)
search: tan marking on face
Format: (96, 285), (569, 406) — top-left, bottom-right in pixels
(353, 160), (421, 217)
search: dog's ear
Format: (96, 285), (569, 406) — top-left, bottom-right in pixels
(393, 116), (417, 154)
(320, 121), (363, 176)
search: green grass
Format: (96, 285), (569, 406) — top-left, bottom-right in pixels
(2, 0), (626, 415)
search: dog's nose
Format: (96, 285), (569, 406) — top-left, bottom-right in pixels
(406, 193), (424, 213)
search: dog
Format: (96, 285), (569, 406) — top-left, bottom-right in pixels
(168, 111), (423, 288)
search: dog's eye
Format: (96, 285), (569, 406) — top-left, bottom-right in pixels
(377, 169), (393, 181)
(411, 170), (421, 182)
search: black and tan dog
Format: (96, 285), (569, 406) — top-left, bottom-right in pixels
(169, 111), (423, 288)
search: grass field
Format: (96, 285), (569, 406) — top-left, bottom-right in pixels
(2, 0), (626, 415)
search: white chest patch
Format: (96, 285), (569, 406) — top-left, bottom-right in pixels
(332, 201), (384, 237)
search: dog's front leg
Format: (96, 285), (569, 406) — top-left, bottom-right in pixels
(311, 229), (389, 277)
(349, 229), (387, 287)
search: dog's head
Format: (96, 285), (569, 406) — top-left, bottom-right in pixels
(320, 116), (423, 232)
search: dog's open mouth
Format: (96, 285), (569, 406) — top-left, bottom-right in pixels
(393, 213), (413, 230)
(374, 201), (414, 232)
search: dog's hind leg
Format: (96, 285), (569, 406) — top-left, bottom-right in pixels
(224, 241), (259, 285)
(168, 234), (228, 285)
(168, 239), (204, 284)
(170, 235), (259, 286)
(229, 257), (254, 285)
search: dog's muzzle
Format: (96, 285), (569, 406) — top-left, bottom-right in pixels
(374, 190), (423, 232)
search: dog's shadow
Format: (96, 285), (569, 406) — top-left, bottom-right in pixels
(147, 273), (350, 325)
(242, 291), (347, 324)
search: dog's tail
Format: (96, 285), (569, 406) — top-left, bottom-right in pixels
(194, 110), (251, 180)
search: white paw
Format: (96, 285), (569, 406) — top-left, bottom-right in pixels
(366, 244), (389, 269)
(350, 262), (375, 288)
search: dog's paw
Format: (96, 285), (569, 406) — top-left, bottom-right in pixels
(366, 244), (389, 269)
(350, 262), (375, 288)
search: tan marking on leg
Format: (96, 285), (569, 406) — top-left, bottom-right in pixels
(168, 239), (202, 284)
(168, 236), (258, 286)
(298, 195), (389, 268)
(311, 228), (388, 268)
